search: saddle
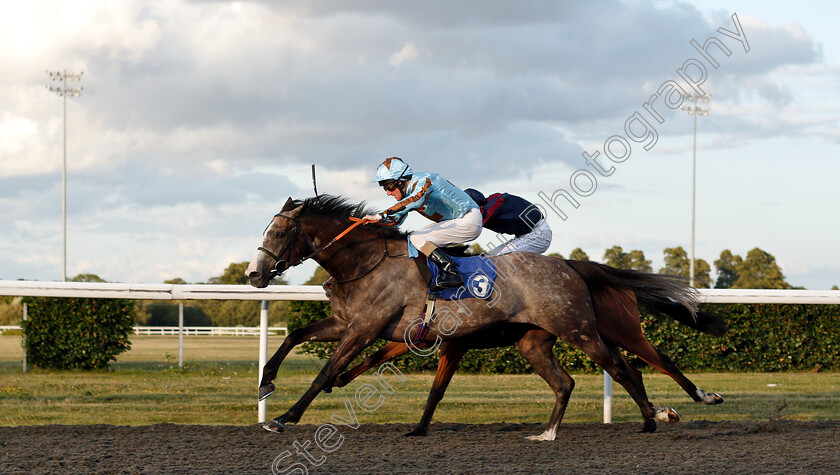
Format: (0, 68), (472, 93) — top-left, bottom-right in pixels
(415, 252), (498, 301)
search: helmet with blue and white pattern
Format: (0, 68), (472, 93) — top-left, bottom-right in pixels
(374, 157), (413, 185)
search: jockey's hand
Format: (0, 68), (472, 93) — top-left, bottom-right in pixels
(362, 214), (382, 222)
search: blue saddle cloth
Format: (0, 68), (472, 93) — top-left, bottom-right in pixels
(426, 254), (498, 300)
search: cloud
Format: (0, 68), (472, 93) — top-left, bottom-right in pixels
(0, 0), (831, 284)
(389, 43), (421, 67)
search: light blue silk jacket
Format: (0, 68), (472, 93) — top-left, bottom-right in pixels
(384, 172), (477, 224)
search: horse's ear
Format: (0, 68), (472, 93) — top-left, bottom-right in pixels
(280, 197), (305, 219)
(287, 202), (305, 219)
(281, 197), (295, 212)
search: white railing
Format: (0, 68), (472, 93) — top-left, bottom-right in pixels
(133, 326), (288, 336)
(2, 325), (289, 336)
(2, 280), (839, 424)
(697, 288), (840, 304)
(135, 326), (289, 336)
(4, 281), (836, 303)
(0, 281), (328, 301)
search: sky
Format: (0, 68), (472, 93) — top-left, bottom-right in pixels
(1, 0), (838, 289)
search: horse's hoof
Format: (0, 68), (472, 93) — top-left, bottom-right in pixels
(258, 383), (275, 401)
(696, 388), (725, 405)
(262, 420), (285, 433)
(526, 432), (557, 442)
(653, 407), (680, 423)
(641, 419), (657, 433)
(403, 429), (427, 437)
(321, 386), (332, 393)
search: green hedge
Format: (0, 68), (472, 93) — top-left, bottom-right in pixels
(21, 297), (135, 370)
(287, 301), (840, 374)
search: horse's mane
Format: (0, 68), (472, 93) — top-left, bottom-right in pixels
(284, 194), (409, 240)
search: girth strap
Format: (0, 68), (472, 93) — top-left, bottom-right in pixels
(412, 294), (437, 343)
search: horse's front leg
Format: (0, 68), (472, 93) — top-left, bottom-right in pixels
(328, 342), (415, 392)
(259, 315), (346, 400)
(264, 326), (379, 432)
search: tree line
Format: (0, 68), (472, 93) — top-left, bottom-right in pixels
(546, 245), (801, 290)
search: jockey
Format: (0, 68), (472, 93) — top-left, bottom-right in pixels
(363, 157), (482, 291)
(464, 188), (553, 256)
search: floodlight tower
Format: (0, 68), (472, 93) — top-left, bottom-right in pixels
(681, 93), (710, 287)
(46, 70), (83, 282)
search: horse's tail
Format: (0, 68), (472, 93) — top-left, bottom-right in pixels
(564, 260), (728, 337)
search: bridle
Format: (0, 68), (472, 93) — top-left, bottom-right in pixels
(257, 213), (403, 282)
(258, 214), (318, 279)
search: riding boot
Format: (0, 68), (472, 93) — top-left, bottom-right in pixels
(428, 248), (463, 291)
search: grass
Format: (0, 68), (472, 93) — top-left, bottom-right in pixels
(1, 334), (839, 426)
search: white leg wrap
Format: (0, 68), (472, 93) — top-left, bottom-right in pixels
(526, 427), (558, 441)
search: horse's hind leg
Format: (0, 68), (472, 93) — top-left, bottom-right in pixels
(608, 342), (680, 424)
(405, 341), (468, 437)
(513, 330), (573, 442)
(537, 278), (659, 432)
(618, 335), (723, 405)
(594, 291), (723, 405)
(260, 315), (345, 400)
(597, 343), (660, 432)
(556, 320), (659, 432)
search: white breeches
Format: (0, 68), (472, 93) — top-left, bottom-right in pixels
(409, 208), (483, 254)
(489, 218), (552, 256)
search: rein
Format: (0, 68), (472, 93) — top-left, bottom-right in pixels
(333, 236), (403, 284)
(258, 215), (403, 282)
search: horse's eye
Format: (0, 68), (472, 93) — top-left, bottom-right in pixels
(276, 231), (285, 238)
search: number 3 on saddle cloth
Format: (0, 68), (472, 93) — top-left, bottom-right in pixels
(411, 252), (498, 343)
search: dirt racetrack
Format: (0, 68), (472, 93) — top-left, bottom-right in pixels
(2, 420), (839, 474)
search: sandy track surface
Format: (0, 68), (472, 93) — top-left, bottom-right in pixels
(2, 420), (839, 474)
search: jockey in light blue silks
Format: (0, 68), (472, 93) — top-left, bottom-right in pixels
(363, 157), (482, 291)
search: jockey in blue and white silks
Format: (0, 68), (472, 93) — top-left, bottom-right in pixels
(363, 157), (482, 291)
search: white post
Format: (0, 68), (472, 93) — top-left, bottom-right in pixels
(690, 109), (697, 288)
(22, 303), (28, 374)
(258, 300), (269, 423)
(603, 370), (613, 424)
(61, 74), (67, 282)
(178, 302), (184, 368)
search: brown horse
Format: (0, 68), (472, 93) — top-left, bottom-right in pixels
(246, 195), (717, 438)
(328, 280), (726, 437)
